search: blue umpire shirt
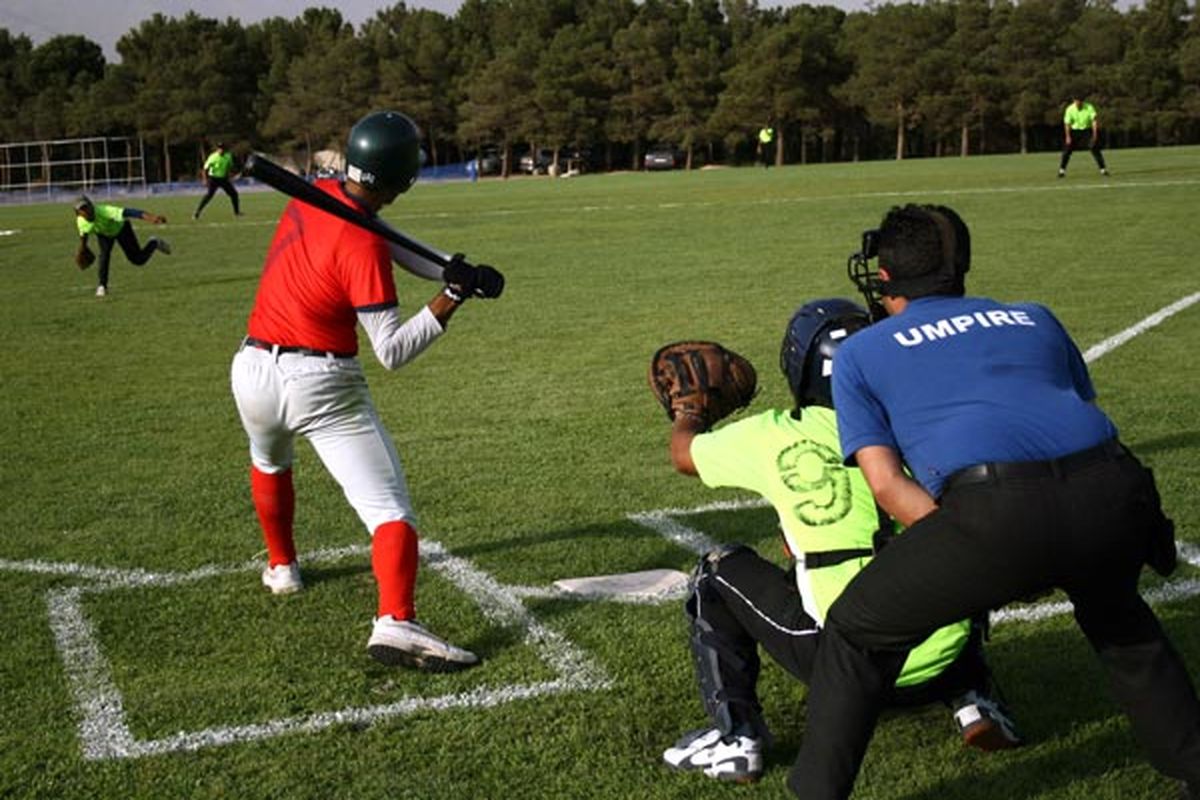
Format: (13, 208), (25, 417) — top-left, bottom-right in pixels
(832, 295), (1118, 497)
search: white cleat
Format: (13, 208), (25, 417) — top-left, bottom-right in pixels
(151, 237), (172, 255)
(261, 562), (303, 595)
(663, 727), (764, 783)
(95, 285), (107, 297)
(367, 616), (479, 672)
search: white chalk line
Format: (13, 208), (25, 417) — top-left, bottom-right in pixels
(1082, 290), (1200, 363)
(27, 538), (610, 760)
(387, 176), (1200, 224)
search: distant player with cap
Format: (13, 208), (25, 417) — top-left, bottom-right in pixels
(73, 195), (171, 297)
(193, 142), (241, 219)
(1058, 95), (1108, 178)
(230, 110), (504, 672)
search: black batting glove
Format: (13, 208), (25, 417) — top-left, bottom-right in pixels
(473, 264), (505, 299)
(443, 253), (476, 301)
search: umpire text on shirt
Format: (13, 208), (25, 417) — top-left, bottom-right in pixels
(784, 203), (1200, 800)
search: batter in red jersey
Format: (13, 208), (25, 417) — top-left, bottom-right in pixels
(231, 111), (504, 671)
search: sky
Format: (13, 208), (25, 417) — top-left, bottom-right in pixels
(1, 0), (849, 63)
(0, 1), (465, 62)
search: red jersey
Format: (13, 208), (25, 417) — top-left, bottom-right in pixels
(246, 179), (397, 354)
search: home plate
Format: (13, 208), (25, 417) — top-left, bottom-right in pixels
(552, 569), (690, 601)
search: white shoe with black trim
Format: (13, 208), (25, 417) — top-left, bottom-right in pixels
(662, 727), (763, 783)
(367, 616), (479, 672)
(261, 562), (303, 595)
(151, 237), (172, 255)
(95, 285), (107, 297)
(953, 690), (1023, 751)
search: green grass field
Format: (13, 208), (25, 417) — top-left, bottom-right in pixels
(2, 147), (1199, 800)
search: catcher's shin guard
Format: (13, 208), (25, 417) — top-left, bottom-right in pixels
(686, 546), (771, 741)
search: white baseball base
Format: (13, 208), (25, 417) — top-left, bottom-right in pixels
(552, 569), (690, 601)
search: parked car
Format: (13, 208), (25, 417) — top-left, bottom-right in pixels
(644, 145), (683, 171)
(518, 148), (555, 175)
(475, 147), (502, 176)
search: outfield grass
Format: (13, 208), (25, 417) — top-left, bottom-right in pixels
(1, 147), (1198, 799)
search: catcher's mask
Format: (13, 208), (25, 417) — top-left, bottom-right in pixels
(848, 204), (970, 319)
(345, 110), (424, 196)
(780, 298), (870, 411)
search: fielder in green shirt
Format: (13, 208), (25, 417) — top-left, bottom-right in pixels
(1058, 95), (1108, 178)
(660, 299), (1021, 786)
(757, 123), (775, 168)
(193, 142), (242, 219)
(73, 194), (171, 297)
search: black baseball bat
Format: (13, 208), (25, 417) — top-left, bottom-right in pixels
(243, 152), (455, 272)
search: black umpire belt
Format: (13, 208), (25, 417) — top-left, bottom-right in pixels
(241, 336), (355, 360)
(943, 439), (1126, 493)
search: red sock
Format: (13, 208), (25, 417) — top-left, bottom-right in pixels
(372, 520), (418, 621)
(250, 466), (296, 567)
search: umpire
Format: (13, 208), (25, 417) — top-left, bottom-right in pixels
(1059, 95), (1108, 178)
(783, 203), (1200, 799)
(193, 142), (241, 219)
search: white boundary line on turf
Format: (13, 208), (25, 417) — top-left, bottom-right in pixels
(389, 176), (1200, 223)
(27, 538), (610, 760)
(1081, 290), (1200, 363)
(628, 497), (771, 555)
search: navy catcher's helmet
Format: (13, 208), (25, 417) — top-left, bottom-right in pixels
(345, 111), (423, 196)
(780, 298), (870, 410)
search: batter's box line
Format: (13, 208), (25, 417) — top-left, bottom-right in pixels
(44, 538), (612, 761)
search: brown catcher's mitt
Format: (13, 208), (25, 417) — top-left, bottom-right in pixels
(76, 246), (95, 270)
(648, 341), (757, 429)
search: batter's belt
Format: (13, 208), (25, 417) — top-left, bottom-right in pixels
(242, 335), (355, 360)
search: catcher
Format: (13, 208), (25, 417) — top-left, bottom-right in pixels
(73, 194), (171, 297)
(649, 301), (1021, 786)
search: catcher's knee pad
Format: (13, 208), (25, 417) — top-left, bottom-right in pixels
(685, 543), (753, 620)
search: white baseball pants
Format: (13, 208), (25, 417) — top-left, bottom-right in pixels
(230, 344), (415, 533)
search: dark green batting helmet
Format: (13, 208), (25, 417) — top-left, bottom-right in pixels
(345, 111), (423, 195)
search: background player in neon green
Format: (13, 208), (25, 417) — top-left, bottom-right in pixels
(193, 142), (242, 219)
(757, 122), (775, 168)
(73, 194), (171, 297)
(1058, 95), (1108, 177)
(658, 299), (1019, 786)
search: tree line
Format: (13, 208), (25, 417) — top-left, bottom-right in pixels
(1, 0), (1198, 180)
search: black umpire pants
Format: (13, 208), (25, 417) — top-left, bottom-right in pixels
(195, 175), (240, 216)
(96, 221), (158, 289)
(1060, 129), (1107, 171)
(789, 442), (1200, 799)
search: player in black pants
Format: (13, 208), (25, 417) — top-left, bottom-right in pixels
(194, 143), (241, 219)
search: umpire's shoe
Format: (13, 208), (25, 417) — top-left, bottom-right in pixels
(663, 727), (764, 783)
(953, 690), (1023, 751)
(368, 616), (479, 672)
